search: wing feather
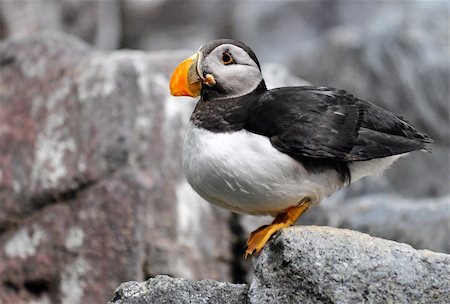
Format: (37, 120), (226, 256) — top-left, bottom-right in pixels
(245, 86), (431, 162)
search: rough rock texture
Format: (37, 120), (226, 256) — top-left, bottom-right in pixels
(110, 275), (248, 304)
(0, 170), (146, 304)
(111, 227), (450, 304)
(250, 227), (450, 304)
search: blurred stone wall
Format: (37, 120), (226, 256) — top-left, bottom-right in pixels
(0, 33), (234, 304)
(290, 1), (450, 198)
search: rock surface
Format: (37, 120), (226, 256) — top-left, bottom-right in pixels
(110, 275), (248, 304)
(111, 226), (450, 304)
(250, 227), (450, 304)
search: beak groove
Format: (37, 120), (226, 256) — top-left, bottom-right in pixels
(170, 53), (202, 97)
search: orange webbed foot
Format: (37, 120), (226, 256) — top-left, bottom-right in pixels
(243, 199), (312, 259)
(244, 223), (288, 258)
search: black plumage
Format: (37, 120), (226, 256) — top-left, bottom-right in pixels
(192, 84), (432, 185)
(246, 86), (431, 161)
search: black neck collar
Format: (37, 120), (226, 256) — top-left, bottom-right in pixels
(191, 80), (267, 132)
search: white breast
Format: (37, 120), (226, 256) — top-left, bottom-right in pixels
(182, 125), (406, 216)
(182, 124), (345, 216)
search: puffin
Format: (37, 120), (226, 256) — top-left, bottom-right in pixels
(169, 39), (432, 258)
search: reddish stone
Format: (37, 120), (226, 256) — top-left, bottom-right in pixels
(0, 33), (233, 303)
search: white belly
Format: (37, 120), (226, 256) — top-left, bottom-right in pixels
(182, 125), (405, 216)
(182, 125), (344, 216)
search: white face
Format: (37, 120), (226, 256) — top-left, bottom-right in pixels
(201, 44), (263, 98)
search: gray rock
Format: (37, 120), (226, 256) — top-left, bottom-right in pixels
(0, 0), (63, 36)
(262, 63), (310, 88)
(241, 192), (450, 280)
(250, 226), (450, 304)
(111, 227), (450, 304)
(0, 0), (118, 50)
(109, 275), (248, 304)
(313, 194), (450, 254)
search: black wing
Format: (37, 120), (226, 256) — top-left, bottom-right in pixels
(245, 86), (432, 163)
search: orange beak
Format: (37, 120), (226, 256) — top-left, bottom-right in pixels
(170, 53), (202, 97)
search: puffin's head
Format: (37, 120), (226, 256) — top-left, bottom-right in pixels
(170, 39), (263, 100)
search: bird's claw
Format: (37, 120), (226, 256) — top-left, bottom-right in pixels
(243, 202), (312, 258)
(243, 224), (280, 258)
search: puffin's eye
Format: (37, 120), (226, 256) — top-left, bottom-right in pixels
(221, 52), (234, 65)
